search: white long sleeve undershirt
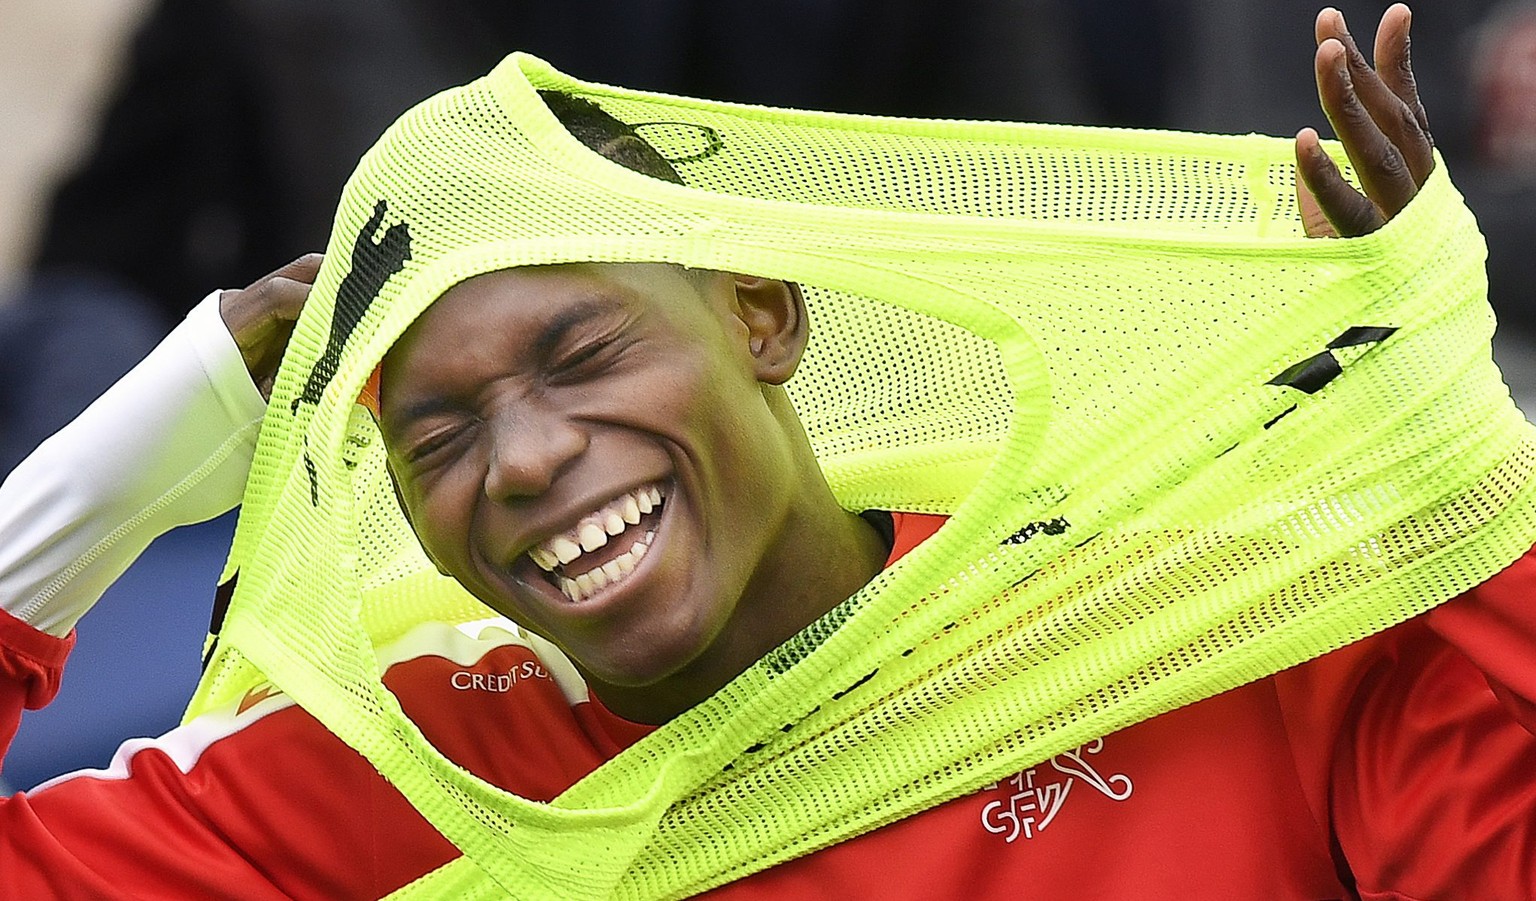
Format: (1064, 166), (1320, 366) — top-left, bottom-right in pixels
(0, 291), (263, 636)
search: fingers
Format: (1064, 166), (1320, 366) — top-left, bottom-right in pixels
(1315, 8), (1433, 188)
(1374, 4), (1431, 139)
(232, 254), (321, 322)
(251, 275), (311, 322)
(1314, 10), (1400, 124)
(1315, 37), (1417, 218)
(219, 254), (323, 398)
(1295, 137), (1339, 238)
(1299, 6), (1435, 236)
(274, 252), (324, 285)
(1296, 126), (1384, 237)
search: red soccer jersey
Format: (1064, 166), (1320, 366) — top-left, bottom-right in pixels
(1, 513), (1534, 899)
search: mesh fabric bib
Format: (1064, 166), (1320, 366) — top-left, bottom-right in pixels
(189, 54), (1536, 899)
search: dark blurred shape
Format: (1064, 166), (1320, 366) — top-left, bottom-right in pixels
(1470, 3), (1536, 175)
(25, 0), (1099, 331)
(1064, 0), (1181, 128)
(0, 273), (162, 476)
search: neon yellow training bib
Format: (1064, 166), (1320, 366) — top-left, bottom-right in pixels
(191, 54), (1536, 899)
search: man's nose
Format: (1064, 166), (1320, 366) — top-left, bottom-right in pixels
(482, 404), (587, 500)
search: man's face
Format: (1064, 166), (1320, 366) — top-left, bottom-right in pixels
(379, 263), (808, 697)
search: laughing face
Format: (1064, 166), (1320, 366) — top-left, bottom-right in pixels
(379, 263), (887, 722)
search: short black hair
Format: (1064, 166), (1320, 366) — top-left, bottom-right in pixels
(539, 90), (716, 288)
(539, 90), (685, 185)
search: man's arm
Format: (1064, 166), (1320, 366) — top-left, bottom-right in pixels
(0, 292), (260, 640)
(0, 263), (468, 898)
(0, 247), (456, 899)
(1290, 9), (1536, 889)
(1294, 6), (1536, 732)
(0, 255), (316, 761)
(0, 255), (316, 640)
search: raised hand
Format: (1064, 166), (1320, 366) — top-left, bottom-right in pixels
(219, 253), (322, 399)
(1295, 4), (1434, 237)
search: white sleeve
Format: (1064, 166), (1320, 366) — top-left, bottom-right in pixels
(0, 290), (264, 636)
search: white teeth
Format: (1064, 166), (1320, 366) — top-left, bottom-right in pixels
(530, 484), (668, 589)
(578, 522), (607, 552)
(552, 537), (582, 565)
(550, 530), (661, 603)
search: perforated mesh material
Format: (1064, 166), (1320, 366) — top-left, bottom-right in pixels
(186, 55), (1536, 900)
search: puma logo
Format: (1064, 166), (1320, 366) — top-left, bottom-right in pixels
(292, 199), (412, 413)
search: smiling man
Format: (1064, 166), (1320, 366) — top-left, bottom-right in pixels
(2, 6), (1536, 899)
(378, 263), (888, 723)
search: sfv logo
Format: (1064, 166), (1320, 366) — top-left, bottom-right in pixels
(979, 739), (1133, 843)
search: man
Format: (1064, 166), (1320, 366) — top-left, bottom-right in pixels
(2, 6), (1533, 898)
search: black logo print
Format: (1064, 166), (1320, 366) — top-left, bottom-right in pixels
(1001, 517), (1070, 547)
(290, 199), (411, 506)
(1229, 324), (1397, 436)
(292, 199), (413, 413)
(1267, 326), (1398, 395)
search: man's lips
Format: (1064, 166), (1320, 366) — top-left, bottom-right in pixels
(523, 483), (667, 602)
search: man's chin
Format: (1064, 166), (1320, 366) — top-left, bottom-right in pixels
(573, 635), (731, 722)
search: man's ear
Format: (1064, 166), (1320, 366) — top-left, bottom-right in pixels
(733, 275), (808, 385)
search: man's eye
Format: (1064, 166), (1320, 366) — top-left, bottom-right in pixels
(553, 341), (614, 376)
(405, 425), (469, 465)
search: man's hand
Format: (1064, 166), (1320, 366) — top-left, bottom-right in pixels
(219, 254), (321, 399)
(1295, 4), (1434, 237)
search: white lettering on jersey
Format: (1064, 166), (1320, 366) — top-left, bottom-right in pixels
(449, 661), (551, 692)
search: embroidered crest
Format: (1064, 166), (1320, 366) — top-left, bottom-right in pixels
(979, 739), (1133, 843)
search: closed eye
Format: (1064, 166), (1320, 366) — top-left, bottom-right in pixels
(561, 342), (605, 370)
(403, 420), (477, 467)
(549, 337), (625, 382)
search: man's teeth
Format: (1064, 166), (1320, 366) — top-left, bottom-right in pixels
(543, 540), (578, 568)
(578, 522), (607, 552)
(526, 484), (665, 589)
(636, 488), (657, 515)
(557, 532), (655, 602)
